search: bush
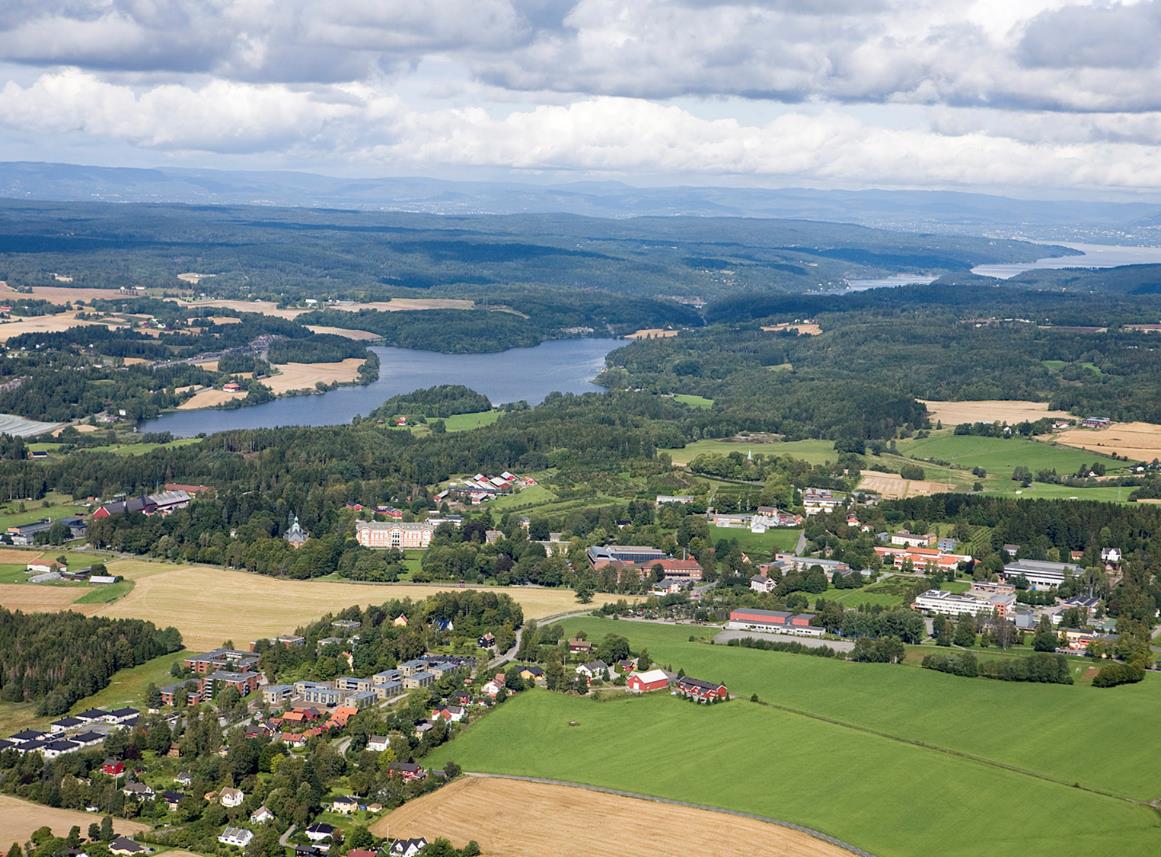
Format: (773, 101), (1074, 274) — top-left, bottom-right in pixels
(922, 651), (1072, 684)
(1092, 662), (1145, 688)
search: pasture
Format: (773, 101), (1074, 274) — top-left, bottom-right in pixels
(373, 775), (856, 857)
(0, 795), (148, 850)
(442, 410), (502, 432)
(426, 691), (1160, 857)
(672, 393), (714, 409)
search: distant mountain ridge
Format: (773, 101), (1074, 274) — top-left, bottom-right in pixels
(1, 161), (1160, 240)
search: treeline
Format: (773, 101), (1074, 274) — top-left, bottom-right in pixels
(921, 651), (1073, 684)
(266, 333), (368, 364)
(0, 609), (183, 714)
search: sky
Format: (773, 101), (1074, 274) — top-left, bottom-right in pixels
(2, 0), (1161, 195)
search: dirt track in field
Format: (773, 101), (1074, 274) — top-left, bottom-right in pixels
(372, 776), (858, 857)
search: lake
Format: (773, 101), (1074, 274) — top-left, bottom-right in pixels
(140, 338), (624, 437)
(971, 242), (1161, 279)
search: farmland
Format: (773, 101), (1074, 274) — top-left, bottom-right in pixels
(426, 692), (1160, 857)
(920, 399), (1071, 426)
(897, 434), (1132, 476)
(856, 469), (956, 499)
(260, 358), (366, 395)
(550, 617), (1161, 798)
(0, 795), (148, 850)
(373, 775), (856, 857)
(427, 616), (1161, 857)
(1055, 421), (1161, 462)
(68, 558), (630, 649)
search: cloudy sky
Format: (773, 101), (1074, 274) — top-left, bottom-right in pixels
(2, 0), (1161, 195)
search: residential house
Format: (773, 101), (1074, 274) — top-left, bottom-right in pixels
(890, 530), (935, 548)
(575, 660), (609, 682)
(674, 676), (729, 703)
(803, 487), (841, 516)
(262, 684), (294, 706)
(567, 638), (592, 654)
(108, 838), (147, 857)
(122, 782), (154, 800)
(387, 762), (427, 783)
(389, 839), (429, 857)
(50, 716), (84, 732)
(161, 791), (186, 812)
(518, 665), (545, 684)
(366, 735), (391, 753)
(219, 787), (245, 808)
(402, 670), (436, 690)
(305, 823), (336, 843)
(329, 796), (359, 815)
(218, 829), (253, 849)
(100, 759), (125, 777)
(431, 705), (466, 723)
(41, 739), (82, 758)
(251, 807), (274, 824)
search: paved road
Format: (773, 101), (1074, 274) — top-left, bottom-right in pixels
(488, 609), (596, 670)
(278, 825), (297, 848)
(713, 629), (854, 652)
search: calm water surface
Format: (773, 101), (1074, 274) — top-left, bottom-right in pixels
(140, 338), (623, 437)
(971, 243), (1161, 279)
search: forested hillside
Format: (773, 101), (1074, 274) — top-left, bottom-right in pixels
(0, 609), (183, 714)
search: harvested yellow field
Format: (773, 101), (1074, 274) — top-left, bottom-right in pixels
(0, 795), (148, 849)
(0, 311), (109, 341)
(168, 296), (475, 319)
(762, 321), (822, 335)
(305, 324), (381, 341)
(1054, 421), (1161, 462)
(625, 328), (678, 340)
(373, 777), (855, 857)
(920, 399), (1071, 426)
(263, 359), (365, 394)
(859, 469), (956, 499)
(177, 387), (243, 409)
(122, 356), (151, 365)
(87, 560), (630, 649)
(206, 315), (241, 325)
(177, 272), (214, 284)
(0, 283), (128, 305)
(0, 583), (85, 613)
(345, 297), (474, 312)
(0, 548), (46, 564)
(168, 298), (306, 319)
(52, 423), (99, 436)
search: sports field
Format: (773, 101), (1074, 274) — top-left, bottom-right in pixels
(428, 617), (1161, 857)
(707, 524), (801, 554)
(373, 776), (856, 857)
(0, 795), (148, 850)
(68, 559), (629, 649)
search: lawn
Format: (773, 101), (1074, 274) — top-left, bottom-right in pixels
(672, 393), (714, 409)
(443, 410), (503, 432)
(550, 617), (1161, 800)
(707, 525), (801, 555)
(489, 483), (558, 511)
(662, 438), (838, 466)
(824, 577), (918, 608)
(427, 692), (1160, 857)
(897, 433), (1132, 475)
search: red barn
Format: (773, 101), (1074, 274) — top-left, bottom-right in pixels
(626, 669), (670, 693)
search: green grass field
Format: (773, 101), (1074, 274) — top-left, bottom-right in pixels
(74, 437), (202, 457)
(824, 577), (917, 608)
(672, 393), (714, 409)
(546, 617), (1161, 800)
(662, 438), (838, 466)
(73, 579), (135, 604)
(489, 483), (559, 511)
(898, 433), (1132, 475)
(707, 525), (801, 555)
(428, 691), (1160, 857)
(443, 410), (503, 431)
(0, 497), (89, 530)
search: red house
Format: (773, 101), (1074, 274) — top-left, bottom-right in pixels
(626, 669), (670, 693)
(101, 760), (126, 777)
(675, 676), (729, 703)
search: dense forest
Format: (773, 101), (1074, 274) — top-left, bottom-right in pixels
(0, 609), (183, 714)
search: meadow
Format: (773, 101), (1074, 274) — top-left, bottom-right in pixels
(553, 617), (1161, 799)
(427, 692), (1160, 857)
(672, 393), (714, 409)
(442, 410), (503, 431)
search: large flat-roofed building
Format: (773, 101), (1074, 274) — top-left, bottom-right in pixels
(912, 589), (1016, 618)
(1002, 559), (1080, 591)
(586, 545), (668, 567)
(355, 519), (435, 550)
(726, 608), (825, 637)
